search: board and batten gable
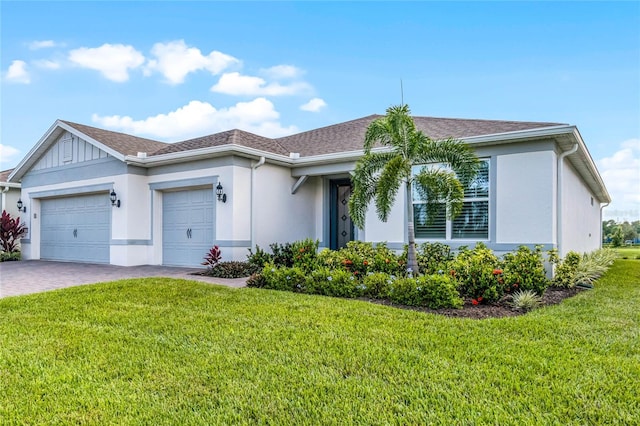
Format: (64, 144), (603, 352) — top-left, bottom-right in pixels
(31, 131), (110, 171)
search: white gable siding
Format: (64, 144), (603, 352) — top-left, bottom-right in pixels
(495, 151), (555, 245)
(32, 132), (109, 170)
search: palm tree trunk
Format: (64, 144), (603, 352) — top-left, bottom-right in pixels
(405, 181), (420, 276)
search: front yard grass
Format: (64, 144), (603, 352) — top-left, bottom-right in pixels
(1, 261), (639, 424)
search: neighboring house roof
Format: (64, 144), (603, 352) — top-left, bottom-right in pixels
(152, 129), (290, 156)
(0, 169), (13, 182)
(60, 120), (169, 156)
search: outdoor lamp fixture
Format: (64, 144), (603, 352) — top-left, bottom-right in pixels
(216, 182), (227, 203)
(109, 189), (121, 208)
(16, 199), (26, 213)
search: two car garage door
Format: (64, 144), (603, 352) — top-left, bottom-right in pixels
(39, 188), (214, 266)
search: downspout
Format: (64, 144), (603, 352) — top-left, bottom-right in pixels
(599, 202), (610, 247)
(557, 144), (578, 256)
(250, 156), (266, 250)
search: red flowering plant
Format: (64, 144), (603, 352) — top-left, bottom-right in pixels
(450, 243), (508, 304)
(291, 238), (319, 272)
(202, 245), (222, 269)
(501, 245), (549, 295)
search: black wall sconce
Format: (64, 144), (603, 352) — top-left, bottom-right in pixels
(216, 182), (227, 203)
(110, 189), (121, 208)
(17, 199), (26, 213)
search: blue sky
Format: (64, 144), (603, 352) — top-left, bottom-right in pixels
(1, 1), (639, 221)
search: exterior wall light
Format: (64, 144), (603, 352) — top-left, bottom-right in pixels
(17, 199), (26, 213)
(110, 189), (121, 208)
(216, 182), (227, 203)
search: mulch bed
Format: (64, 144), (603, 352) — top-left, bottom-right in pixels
(365, 287), (586, 319)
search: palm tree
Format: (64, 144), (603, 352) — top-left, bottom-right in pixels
(349, 104), (479, 275)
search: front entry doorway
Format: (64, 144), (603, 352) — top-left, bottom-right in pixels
(329, 179), (354, 250)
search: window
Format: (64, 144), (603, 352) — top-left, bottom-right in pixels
(413, 160), (489, 240)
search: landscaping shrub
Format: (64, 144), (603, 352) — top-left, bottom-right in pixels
(306, 267), (363, 298)
(318, 241), (404, 276)
(291, 239), (319, 271)
(261, 264), (307, 292)
(206, 261), (258, 278)
(361, 272), (394, 299)
(0, 210), (27, 254)
(269, 242), (295, 267)
(501, 245), (549, 295)
(202, 245), (222, 268)
(451, 243), (505, 303)
(246, 245), (273, 270)
(415, 242), (454, 275)
(0, 251), (21, 262)
(552, 251), (581, 288)
(508, 289), (543, 312)
(389, 275), (463, 309)
(246, 273), (266, 288)
(574, 248), (618, 286)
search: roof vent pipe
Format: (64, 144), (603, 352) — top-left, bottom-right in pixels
(557, 143), (578, 256)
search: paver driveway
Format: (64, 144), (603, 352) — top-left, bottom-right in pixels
(0, 260), (247, 298)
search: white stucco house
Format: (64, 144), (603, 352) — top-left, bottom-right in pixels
(1, 169), (22, 219)
(7, 115), (610, 267)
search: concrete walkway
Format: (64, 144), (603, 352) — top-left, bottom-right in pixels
(0, 260), (247, 298)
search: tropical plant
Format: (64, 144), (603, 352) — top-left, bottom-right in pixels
(202, 245), (222, 268)
(508, 290), (543, 312)
(574, 248), (618, 286)
(501, 245), (549, 295)
(349, 104), (479, 275)
(0, 210), (28, 253)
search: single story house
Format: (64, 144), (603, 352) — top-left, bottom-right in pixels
(1, 168), (22, 218)
(8, 115), (610, 267)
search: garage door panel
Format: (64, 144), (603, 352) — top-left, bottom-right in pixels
(41, 194), (110, 263)
(163, 188), (214, 267)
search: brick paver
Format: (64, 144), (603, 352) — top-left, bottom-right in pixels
(0, 260), (247, 298)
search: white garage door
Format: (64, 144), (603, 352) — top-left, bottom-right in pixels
(41, 194), (110, 263)
(163, 188), (214, 267)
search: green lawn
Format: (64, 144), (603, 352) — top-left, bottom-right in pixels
(1, 262), (639, 425)
(615, 246), (640, 259)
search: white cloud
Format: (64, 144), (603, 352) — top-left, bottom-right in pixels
(597, 138), (640, 221)
(91, 98), (298, 140)
(33, 59), (61, 70)
(0, 144), (21, 165)
(28, 40), (60, 50)
(68, 43), (145, 82)
(261, 65), (303, 80)
(144, 40), (240, 84)
(300, 97), (327, 112)
(211, 72), (312, 96)
(4, 60), (30, 84)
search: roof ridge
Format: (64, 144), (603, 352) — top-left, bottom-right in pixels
(60, 120), (167, 144)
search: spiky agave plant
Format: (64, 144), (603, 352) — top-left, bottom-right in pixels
(508, 289), (543, 312)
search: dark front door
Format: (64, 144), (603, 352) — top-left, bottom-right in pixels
(330, 179), (354, 250)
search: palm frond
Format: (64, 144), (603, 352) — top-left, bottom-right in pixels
(414, 168), (465, 221)
(349, 152), (397, 228)
(364, 105), (416, 155)
(374, 155), (408, 222)
(414, 136), (480, 186)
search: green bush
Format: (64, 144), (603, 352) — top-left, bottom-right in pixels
(261, 264), (307, 292)
(246, 245), (273, 270)
(552, 251), (581, 288)
(306, 267), (363, 298)
(415, 242), (454, 275)
(388, 275), (463, 309)
(205, 261), (258, 278)
(245, 273), (266, 288)
(291, 239), (319, 271)
(269, 242), (295, 268)
(362, 272), (394, 299)
(501, 245), (549, 295)
(574, 248), (618, 286)
(416, 274), (464, 309)
(0, 251), (21, 262)
(451, 243), (505, 303)
(317, 241), (404, 276)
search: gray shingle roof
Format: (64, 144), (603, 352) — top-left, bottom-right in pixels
(0, 169), (13, 182)
(61, 115), (566, 158)
(61, 120), (169, 156)
(275, 115), (566, 157)
(152, 129), (289, 156)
